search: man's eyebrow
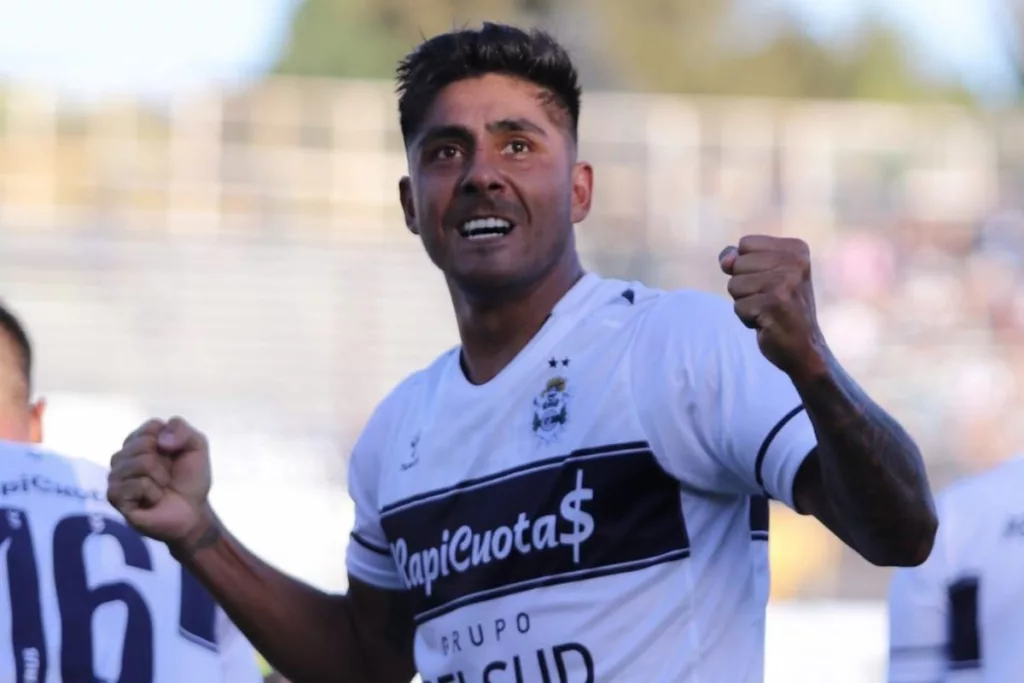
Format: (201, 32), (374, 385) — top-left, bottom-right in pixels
(486, 118), (547, 137)
(416, 124), (474, 148)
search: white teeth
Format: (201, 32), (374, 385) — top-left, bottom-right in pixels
(463, 217), (510, 231)
(459, 216), (513, 238)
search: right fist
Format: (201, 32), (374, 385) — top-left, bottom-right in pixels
(108, 417), (213, 548)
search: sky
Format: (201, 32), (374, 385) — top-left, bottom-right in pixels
(0, 0), (296, 98)
(0, 0), (1017, 102)
(777, 0), (1020, 98)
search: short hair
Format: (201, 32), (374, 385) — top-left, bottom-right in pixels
(0, 301), (31, 391)
(396, 22), (582, 144)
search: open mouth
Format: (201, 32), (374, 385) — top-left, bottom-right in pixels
(458, 217), (514, 240)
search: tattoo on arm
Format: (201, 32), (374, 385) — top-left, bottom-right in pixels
(795, 352), (935, 565)
(174, 520), (223, 563)
(188, 524), (222, 554)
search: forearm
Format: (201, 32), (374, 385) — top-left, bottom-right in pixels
(792, 349), (936, 566)
(171, 508), (368, 683)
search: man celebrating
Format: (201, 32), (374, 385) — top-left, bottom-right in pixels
(108, 23), (937, 682)
(0, 302), (260, 682)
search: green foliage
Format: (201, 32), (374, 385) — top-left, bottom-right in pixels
(271, 0), (975, 102)
(1003, 0), (1024, 90)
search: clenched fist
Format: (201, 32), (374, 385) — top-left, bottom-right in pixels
(719, 235), (828, 380)
(108, 417), (213, 551)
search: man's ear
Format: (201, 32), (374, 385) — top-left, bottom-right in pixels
(399, 177), (418, 235)
(570, 161), (593, 225)
(28, 397), (45, 444)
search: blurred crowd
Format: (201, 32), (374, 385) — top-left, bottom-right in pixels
(0, 80), (1021, 601)
(820, 209), (1024, 476)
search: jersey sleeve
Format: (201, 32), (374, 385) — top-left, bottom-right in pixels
(887, 514), (950, 682)
(214, 608), (263, 682)
(345, 399), (407, 590)
(631, 290), (817, 508)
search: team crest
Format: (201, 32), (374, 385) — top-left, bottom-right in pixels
(532, 376), (570, 443)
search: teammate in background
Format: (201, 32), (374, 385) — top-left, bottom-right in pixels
(0, 302), (262, 682)
(887, 456), (1024, 682)
(108, 23), (937, 683)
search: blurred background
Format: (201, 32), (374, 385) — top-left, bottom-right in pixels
(2, 0), (1024, 680)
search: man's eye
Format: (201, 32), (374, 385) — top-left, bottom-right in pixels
(506, 140), (530, 155)
(431, 145), (462, 160)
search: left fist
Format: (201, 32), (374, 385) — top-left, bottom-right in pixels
(719, 235), (827, 379)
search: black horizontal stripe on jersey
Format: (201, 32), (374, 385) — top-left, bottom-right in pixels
(379, 442), (690, 624)
(415, 548), (689, 625)
(379, 441), (650, 516)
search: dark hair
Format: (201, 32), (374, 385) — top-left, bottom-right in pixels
(0, 301), (31, 390)
(396, 22), (582, 144)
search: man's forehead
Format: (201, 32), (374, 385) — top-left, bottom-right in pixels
(420, 74), (561, 134)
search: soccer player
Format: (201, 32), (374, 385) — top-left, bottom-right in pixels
(887, 456), (1024, 682)
(107, 23), (938, 683)
(0, 302), (261, 682)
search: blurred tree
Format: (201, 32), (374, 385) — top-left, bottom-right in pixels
(272, 0), (972, 102)
(273, 0), (545, 79)
(270, 1), (403, 79)
(588, 0), (970, 101)
(1002, 0), (1024, 90)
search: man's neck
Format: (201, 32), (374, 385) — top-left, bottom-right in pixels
(453, 261), (585, 385)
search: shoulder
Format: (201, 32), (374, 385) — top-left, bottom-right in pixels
(0, 441), (110, 503)
(551, 274), (737, 343)
(622, 285), (743, 360)
(935, 459), (1024, 516)
(0, 438), (51, 462)
(364, 347), (456, 434)
(626, 285), (736, 333)
(0, 439), (108, 479)
(922, 459), (1024, 568)
(932, 459), (1024, 535)
(350, 347), (456, 470)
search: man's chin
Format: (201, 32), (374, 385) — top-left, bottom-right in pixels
(447, 264), (535, 303)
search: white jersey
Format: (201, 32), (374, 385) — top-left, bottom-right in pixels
(345, 274), (818, 683)
(0, 440), (261, 683)
(888, 456), (1024, 683)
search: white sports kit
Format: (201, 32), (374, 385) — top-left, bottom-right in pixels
(888, 456), (1024, 683)
(346, 274), (820, 682)
(0, 440), (260, 683)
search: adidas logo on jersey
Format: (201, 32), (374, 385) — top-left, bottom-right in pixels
(392, 469), (594, 597)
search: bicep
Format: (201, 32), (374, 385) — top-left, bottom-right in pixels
(347, 575), (417, 683)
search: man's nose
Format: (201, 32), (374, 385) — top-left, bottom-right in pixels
(459, 152), (506, 195)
